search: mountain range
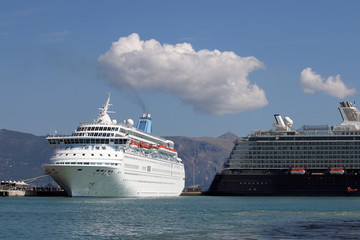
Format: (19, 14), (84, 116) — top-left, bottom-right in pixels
(0, 129), (237, 190)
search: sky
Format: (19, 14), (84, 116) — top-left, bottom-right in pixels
(1, 1), (360, 138)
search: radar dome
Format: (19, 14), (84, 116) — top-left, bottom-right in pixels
(127, 119), (134, 127)
(112, 119), (117, 124)
(284, 117), (293, 128)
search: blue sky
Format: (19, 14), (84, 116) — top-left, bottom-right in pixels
(1, 1), (360, 137)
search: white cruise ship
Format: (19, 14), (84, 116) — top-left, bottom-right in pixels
(43, 94), (185, 197)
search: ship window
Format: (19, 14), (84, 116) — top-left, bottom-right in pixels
(99, 127), (103, 131)
(82, 154), (85, 156)
(77, 169), (82, 171)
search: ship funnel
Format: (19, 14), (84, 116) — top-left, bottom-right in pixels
(136, 113), (152, 133)
(284, 117), (293, 128)
(338, 101), (360, 122)
(273, 114), (287, 130)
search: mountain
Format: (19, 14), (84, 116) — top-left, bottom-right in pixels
(167, 131), (237, 189)
(0, 129), (53, 182)
(0, 129), (237, 190)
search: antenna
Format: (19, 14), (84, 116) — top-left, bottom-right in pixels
(96, 93), (115, 124)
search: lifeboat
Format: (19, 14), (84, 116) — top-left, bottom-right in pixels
(290, 168), (306, 175)
(139, 142), (150, 149)
(149, 145), (158, 150)
(329, 168), (345, 175)
(347, 187), (358, 193)
(158, 145), (177, 155)
(129, 141), (139, 148)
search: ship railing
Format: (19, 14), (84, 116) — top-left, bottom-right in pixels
(79, 121), (119, 126)
(250, 129), (333, 136)
(250, 130), (289, 136)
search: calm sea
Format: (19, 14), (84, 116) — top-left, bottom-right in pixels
(1, 196), (360, 240)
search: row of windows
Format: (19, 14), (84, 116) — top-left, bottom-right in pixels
(76, 126), (120, 132)
(237, 141), (360, 147)
(238, 146), (360, 151)
(234, 151), (360, 156)
(75, 126), (171, 149)
(48, 138), (128, 145)
(55, 162), (118, 166)
(231, 159), (360, 164)
(58, 153), (119, 157)
(235, 155), (360, 160)
(249, 136), (360, 141)
(73, 133), (115, 137)
(228, 164), (360, 168)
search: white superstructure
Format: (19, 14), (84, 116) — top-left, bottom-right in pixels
(43, 94), (185, 197)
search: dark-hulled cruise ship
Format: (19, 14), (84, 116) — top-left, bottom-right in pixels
(208, 101), (360, 196)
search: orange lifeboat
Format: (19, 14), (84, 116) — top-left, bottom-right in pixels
(149, 144), (158, 150)
(139, 142), (150, 149)
(347, 187), (358, 193)
(329, 168), (345, 175)
(158, 145), (177, 154)
(290, 168), (306, 175)
(129, 141), (138, 148)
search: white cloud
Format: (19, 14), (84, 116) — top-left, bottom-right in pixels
(98, 33), (268, 115)
(299, 67), (356, 99)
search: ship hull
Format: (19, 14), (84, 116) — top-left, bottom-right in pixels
(207, 171), (360, 196)
(43, 150), (185, 197)
(43, 164), (185, 197)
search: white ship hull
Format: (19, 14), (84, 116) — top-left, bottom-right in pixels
(43, 152), (185, 197)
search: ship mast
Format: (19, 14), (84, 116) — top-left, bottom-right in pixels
(96, 93), (115, 124)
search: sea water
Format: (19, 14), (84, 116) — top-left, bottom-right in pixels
(1, 196), (360, 240)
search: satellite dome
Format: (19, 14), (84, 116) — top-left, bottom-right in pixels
(127, 119), (134, 127)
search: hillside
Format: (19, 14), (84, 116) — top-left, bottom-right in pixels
(167, 132), (237, 189)
(0, 129), (53, 181)
(0, 129), (237, 190)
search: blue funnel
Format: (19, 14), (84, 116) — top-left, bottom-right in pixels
(137, 113), (152, 133)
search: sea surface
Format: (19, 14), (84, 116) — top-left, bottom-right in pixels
(1, 196), (360, 240)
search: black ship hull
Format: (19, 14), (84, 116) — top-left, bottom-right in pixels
(207, 170), (360, 196)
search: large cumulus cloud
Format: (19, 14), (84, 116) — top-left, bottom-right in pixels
(98, 33), (268, 115)
(299, 67), (356, 98)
